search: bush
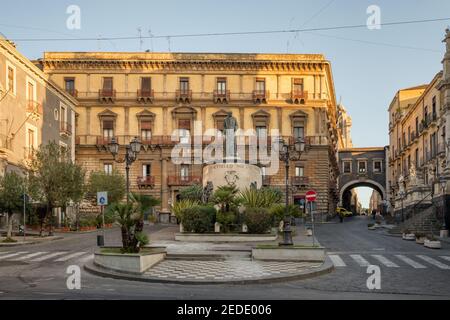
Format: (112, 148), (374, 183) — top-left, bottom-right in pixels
(269, 204), (303, 225)
(216, 211), (236, 233)
(180, 206), (216, 233)
(243, 207), (272, 234)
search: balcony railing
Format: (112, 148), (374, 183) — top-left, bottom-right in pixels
(137, 176), (155, 189)
(99, 89), (116, 101)
(65, 89), (78, 98)
(60, 121), (72, 136)
(292, 176), (309, 186)
(26, 100), (43, 115)
(176, 90), (192, 103)
(168, 176), (202, 186)
(96, 136), (116, 146)
(252, 90), (270, 104)
(137, 89), (154, 103)
(291, 90), (308, 103)
(213, 90), (230, 103)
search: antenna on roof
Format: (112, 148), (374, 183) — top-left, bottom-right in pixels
(148, 28), (154, 52)
(137, 27), (144, 51)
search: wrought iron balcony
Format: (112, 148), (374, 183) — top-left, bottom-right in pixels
(168, 176), (202, 186)
(252, 90), (270, 104)
(291, 90), (308, 104)
(99, 89), (116, 102)
(292, 176), (309, 186)
(213, 90), (230, 103)
(176, 90), (192, 103)
(96, 136), (116, 146)
(65, 89), (78, 98)
(60, 121), (72, 136)
(137, 89), (154, 103)
(137, 176), (155, 189)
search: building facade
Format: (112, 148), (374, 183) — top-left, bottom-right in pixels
(0, 38), (77, 176)
(41, 52), (341, 215)
(388, 29), (450, 226)
(337, 103), (353, 149)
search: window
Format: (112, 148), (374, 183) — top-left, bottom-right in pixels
(343, 161), (352, 174)
(60, 105), (67, 124)
(104, 163), (113, 175)
(102, 77), (113, 94)
(358, 161), (367, 174)
(424, 106), (428, 123)
(293, 126), (305, 140)
(140, 120), (152, 142)
(27, 81), (35, 101)
(255, 78), (265, 93)
(217, 78), (227, 94)
(178, 120), (191, 144)
(142, 164), (151, 177)
(292, 78), (304, 93)
(180, 78), (189, 93)
(141, 77), (151, 94)
(432, 96), (437, 116)
(415, 148), (419, 168)
(415, 117), (419, 133)
(180, 165), (190, 180)
(102, 120), (114, 141)
(65, 78), (76, 95)
(7, 64), (15, 94)
(408, 126), (411, 144)
(295, 166), (304, 177)
(256, 126), (267, 139)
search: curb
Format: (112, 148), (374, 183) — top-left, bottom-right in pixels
(84, 257), (335, 285)
(0, 236), (64, 247)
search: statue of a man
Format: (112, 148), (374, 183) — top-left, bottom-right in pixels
(223, 112), (238, 158)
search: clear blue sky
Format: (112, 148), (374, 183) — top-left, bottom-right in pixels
(1, 0), (449, 206)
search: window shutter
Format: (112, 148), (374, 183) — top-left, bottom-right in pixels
(141, 120), (152, 130)
(178, 119), (191, 130)
(103, 120), (114, 129)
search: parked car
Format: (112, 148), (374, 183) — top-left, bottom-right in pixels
(336, 207), (353, 217)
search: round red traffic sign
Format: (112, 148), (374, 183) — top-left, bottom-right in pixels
(305, 190), (317, 202)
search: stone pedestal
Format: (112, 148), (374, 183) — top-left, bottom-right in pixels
(203, 162), (262, 191)
(158, 211), (171, 224)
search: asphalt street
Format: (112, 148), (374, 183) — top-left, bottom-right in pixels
(1, 216), (450, 300)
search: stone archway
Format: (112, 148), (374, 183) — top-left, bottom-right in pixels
(339, 179), (387, 207)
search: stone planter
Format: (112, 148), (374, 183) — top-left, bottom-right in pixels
(175, 233), (277, 242)
(94, 247), (166, 274)
(402, 233), (415, 241)
(252, 246), (325, 262)
(415, 237), (426, 244)
(424, 240), (441, 249)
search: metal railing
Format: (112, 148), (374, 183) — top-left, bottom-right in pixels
(167, 176), (202, 186)
(137, 176), (155, 188)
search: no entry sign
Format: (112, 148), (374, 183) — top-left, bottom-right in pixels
(305, 190), (317, 202)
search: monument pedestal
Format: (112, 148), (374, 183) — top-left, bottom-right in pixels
(202, 162), (262, 191)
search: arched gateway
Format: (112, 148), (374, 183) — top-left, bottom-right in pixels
(338, 147), (388, 210)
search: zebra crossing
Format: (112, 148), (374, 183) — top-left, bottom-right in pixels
(0, 251), (92, 263)
(329, 253), (450, 270)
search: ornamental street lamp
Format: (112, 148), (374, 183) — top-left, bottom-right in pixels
(108, 137), (142, 203)
(278, 137), (306, 246)
(439, 177), (448, 233)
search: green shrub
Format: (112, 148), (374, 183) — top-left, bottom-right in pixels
(243, 207), (272, 234)
(180, 206), (216, 233)
(216, 211), (236, 232)
(239, 187), (283, 208)
(269, 204), (303, 225)
(179, 185), (203, 202)
(172, 199), (199, 220)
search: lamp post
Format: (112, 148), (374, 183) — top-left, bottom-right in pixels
(278, 137), (306, 246)
(108, 137), (142, 203)
(439, 177), (448, 236)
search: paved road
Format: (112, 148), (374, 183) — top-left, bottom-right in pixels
(1, 217), (450, 300)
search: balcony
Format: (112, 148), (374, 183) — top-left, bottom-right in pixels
(65, 89), (78, 98)
(99, 89), (116, 102)
(137, 89), (154, 103)
(96, 136), (116, 146)
(60, 121), (72, 136)
(291, 90), (308, 104)
(137, 176), (155, 189)
(252, 90), (270, 104)
(213, 90), (230, 104)
(292, 176), (309, 186)
(176, 90), (192, 103)
(26, 100), (43, 115)
(168, 176), (202, 186)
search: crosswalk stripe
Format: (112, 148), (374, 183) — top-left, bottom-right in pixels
(30, 252), (68, 262)
(77, 254), (94, 263)
(395, 255), (427, 269)
(350, 254), (370, 267)
(439, 256), (450, 262)
(329, 255), (346, 267)
(0, 252), (28, 260)
(11, 252), (48, 261)
(371, 255), (399, 268)
(416, 255), (450, 270)
(55, 252), (87, 262)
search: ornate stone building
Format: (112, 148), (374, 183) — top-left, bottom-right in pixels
(40, 52), (341, 215)
(388, 29), (450, 226)
(337, 103), (353, 149)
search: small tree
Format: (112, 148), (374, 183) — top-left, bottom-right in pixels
(179, 185), (203, 202)
(87, 170), (126, 205)
(212, 185), (240, 213)
(0, 172), (26, 240)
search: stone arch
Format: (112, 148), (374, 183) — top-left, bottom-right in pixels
(339, 179), (387, 207)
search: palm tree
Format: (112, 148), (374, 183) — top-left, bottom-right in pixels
(212, 185), (239, 213)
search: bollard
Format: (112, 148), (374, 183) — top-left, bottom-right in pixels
(97, 234), (104, 247)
